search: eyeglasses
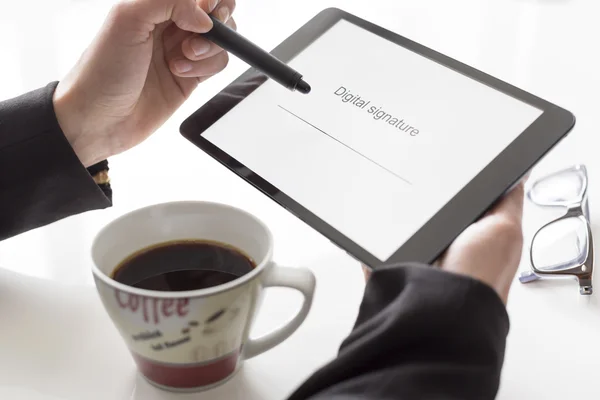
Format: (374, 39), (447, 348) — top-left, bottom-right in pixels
(519, 165), (594, 295)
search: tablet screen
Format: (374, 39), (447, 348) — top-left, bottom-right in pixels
(203, 19), (543, 261)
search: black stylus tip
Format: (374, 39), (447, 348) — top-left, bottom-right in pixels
(296, 79), (311, 94)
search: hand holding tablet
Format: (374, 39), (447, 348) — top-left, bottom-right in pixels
(437, 182), (525, 303)
(181, 8), (575, 270)
(362, 181), (525, 303)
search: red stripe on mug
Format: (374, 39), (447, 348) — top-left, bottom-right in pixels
(132, 351), (240, 389)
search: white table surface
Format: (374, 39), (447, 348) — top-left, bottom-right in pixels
(1, 0), (598, 399)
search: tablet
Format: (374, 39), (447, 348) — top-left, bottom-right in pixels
(180, 8), (575, 269)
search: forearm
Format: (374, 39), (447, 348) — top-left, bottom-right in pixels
(289, 263), (509, 400)
(0, 82), (112, 241)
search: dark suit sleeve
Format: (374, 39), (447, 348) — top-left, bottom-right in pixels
(288, 263), (509, 400)
(0, 82), (112, 241)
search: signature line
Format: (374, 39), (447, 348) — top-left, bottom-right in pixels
(277, 105), (412, 186)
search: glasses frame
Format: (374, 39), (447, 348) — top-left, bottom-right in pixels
(521, 164), (594, 295)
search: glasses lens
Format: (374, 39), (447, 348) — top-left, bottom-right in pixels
(531, 217), (589, 272)
(528, 167), (586, 206)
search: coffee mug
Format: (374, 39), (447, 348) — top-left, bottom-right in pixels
(91, 201), (316, 392)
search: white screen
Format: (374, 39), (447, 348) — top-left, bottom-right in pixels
(204, 20), (543, 261)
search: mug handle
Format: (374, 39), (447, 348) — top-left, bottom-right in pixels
(242, 264), (316, 359)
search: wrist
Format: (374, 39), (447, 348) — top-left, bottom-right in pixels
(53, 84), (105, 167)
(445, 267), (511, 305)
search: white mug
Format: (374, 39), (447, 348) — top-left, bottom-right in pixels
(91, 201), (316, 392)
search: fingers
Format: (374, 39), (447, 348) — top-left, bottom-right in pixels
(163, 22), (192, 53)
(491, 182), (525, 225)
(113, 0), (213, 37)
(362, 265), (372, 282)
(170, 50), (230, 77)
(168, 9), (234, 77)
(171, 0), (213, 33)
(213, 0), (236, 22)
(180, 17), (236, 61)
(198, 0), (237, 22)
(188, 0), (236, 56)
(163, 0), (235, 77)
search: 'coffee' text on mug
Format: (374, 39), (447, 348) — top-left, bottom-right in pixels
(115, 289), (189, 325)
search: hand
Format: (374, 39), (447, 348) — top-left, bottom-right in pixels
(363, 183), (525, 304)
(53, 0), (236, 167)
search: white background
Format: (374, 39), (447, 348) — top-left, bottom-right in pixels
(205, 19), (542, 260)
(0, 1), (599, 400)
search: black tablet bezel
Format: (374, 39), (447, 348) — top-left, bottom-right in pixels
(180, 7), (575, 269)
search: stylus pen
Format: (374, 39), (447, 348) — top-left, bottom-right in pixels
(202, 15), (311, 94)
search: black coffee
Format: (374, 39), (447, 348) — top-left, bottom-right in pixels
(112, 240), (256, 291)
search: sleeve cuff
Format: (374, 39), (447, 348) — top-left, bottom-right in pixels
(0, 82), (112, 240)
(344, 263), (510, 374)
(357, 262), (509, 336)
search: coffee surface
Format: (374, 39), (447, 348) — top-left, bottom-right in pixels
(112, 240), (255, 291)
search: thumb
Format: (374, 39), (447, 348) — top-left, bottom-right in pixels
(490, 181), (525, 225)
(114, 0), (213, 39)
